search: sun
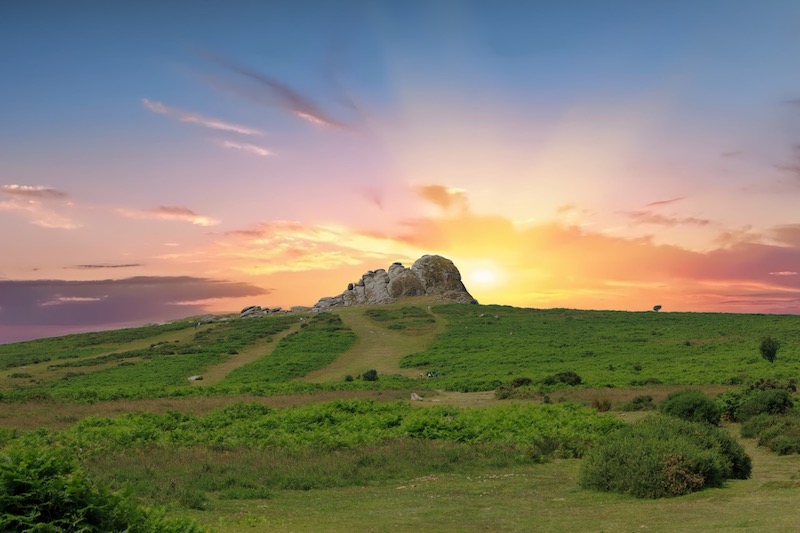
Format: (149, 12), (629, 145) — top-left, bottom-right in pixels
(468, 268), (499, 286)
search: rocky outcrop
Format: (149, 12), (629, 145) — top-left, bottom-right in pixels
(313, 255), (477, 310)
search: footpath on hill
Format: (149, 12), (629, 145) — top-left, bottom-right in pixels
(300, 305), (446, 382)
(193, 324), (301, 386)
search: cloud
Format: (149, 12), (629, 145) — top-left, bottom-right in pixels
(0, 199), (80, 229)
(200, 50), (348, 129)
(117, 206), (219, 226)
(141, 98), (263, 136)
(0, 276), (268, 328)
(1, 184), (69, 199)
(220, 220), (418, 275)
(220, 140), (272, 156)
(770, 271), (798, 276)
(720, 151), (742, 159)
(415, 185), (469, 212)
(644, 197), (685, 208)
(69, 264), (143, 270)
(624, 211), (711, 227)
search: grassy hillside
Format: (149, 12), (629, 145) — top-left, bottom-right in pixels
(402, 304), (800, 390)
(2, 302), (800, 531)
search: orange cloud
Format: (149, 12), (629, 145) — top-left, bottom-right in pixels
(415, 184), (469, 212)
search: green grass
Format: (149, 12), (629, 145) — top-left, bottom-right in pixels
(0, 320), (195, 370)
(401, 305), (800, 390)
(176, 434), (800, 532)
(4, 302), (800, 530)
(222, 314), (357, 384)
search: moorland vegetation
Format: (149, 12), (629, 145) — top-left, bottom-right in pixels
(2, 301), (800, 530)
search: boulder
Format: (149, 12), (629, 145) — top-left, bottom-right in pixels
(313, 255), (476, 310)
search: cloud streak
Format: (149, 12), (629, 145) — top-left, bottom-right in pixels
(645, 197), (685, 208)
(1, 184), (69, 199)
(70, 264), (143, 270)
(141, 98), (263, 136)
(624, 211), (711, 227)
(117, 206), (219, 226)
(200, 50), (348, 129)
(220, 140), (272, 156)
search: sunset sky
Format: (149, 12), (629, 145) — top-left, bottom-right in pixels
(2, 1), (800, 343)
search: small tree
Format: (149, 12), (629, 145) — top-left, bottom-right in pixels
(362, 369), (378, 381)
(760, 336), (780, 363)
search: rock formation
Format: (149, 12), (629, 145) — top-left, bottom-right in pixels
(313, 254), (477, 310)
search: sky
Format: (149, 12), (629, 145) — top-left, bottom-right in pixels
(2, 0), (800, 343)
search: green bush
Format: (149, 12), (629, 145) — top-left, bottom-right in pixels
(760, 336), (780, 363)
(660, 390), (721, 425)
(0, 444), (200, 532)
(741, 413), (800, 455)
(620, 395), (656, 412)
(736, 389), (794, 422)
(719, 380), (797, 422)
(580, 416), (751, 498)
(362, 369), (379, 382)
(542, 371), (582, 387)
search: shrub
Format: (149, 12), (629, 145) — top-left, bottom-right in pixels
(494, 385), (513, 400)
(542, 371), (582, 387)
(736, 389), (794, 422)
(362, 369), (379, 382)
(660, 390), (721, 425)
(510, 377), (532, 388)
(344, 374), (354, 382)
(719, 380), (797, 422)
(591, 399), (611, 412)
(620, 395), (656, 412)
(0, 445), (200, 532)
(760, 336), (780, 363)
(741, 413), (800, 455)
(580, 415), (751, 498)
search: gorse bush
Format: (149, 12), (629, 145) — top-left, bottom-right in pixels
(620, 395), (656, 411)
(542, 371), (582, 387)
(741, 413), (800, 455)
(0, 444), (200, 532)
(718, 379), (796, 422)
(736, 389), (794, 421)
(580, 415), (751, 499)
(660, 390), (721, 425)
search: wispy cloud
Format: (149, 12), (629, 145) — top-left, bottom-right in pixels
(220, 140), (272, 156)
(1, 184), (69, 199)
(0, 199), (80, 229)
(141, 98), (263, 136)
(770, 271), (798, 276)
(69, 264), (142, 270)
(200, 50), (348, 129)
(645, 197), (685, 208)
(624, 211), (711, 227)
(117, 205), (219, 226)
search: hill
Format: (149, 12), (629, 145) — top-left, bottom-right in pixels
(2, 301), (800, 531)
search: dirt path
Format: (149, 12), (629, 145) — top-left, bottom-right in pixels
(193, 325), (300, 386)
(300, 303), (445, 382)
